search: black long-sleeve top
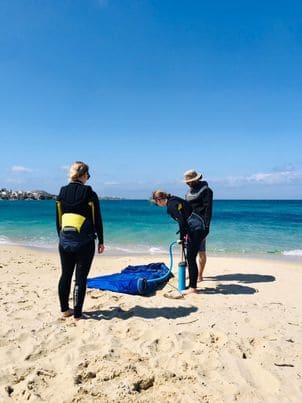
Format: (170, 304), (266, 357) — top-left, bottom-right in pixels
(56, 181), (104, 244)
(185, 181), (213, 229)
(166, 195), (192, 240)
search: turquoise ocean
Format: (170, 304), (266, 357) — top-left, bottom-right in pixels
(0, 200), (301, 259)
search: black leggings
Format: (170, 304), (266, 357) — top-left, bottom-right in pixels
(186, 230), (203, 289)
(58, 241), (95, 318)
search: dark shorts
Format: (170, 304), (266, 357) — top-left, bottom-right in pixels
(199, 238), (206, 252)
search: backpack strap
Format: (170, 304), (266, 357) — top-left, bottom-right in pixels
(88, 201), (95, 226)
(57, 201), (62, 228)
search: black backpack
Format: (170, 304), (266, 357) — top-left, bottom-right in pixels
(57, 183), (96, 252)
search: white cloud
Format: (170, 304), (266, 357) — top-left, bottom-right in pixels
(214, 169), (302, 187)
(247, 171), (297, 184)
(272, 164), (295, 173)
(11, 165), (32, 173)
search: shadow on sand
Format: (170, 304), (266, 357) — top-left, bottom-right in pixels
(200, 273), (275, 295)
(85, 305), (198, 321)
(206, 273), (275, 284)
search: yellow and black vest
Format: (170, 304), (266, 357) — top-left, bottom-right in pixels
(57, 182), (95, 251)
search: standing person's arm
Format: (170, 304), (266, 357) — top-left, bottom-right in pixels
(56, 197), (62, 236)
(202, 188), (213, 235)
(91, 191), (105, 253)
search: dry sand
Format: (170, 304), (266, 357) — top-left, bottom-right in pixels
(0, 245), (301, 402)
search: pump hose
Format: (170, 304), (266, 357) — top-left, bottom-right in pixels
(136, 241), (177, 293)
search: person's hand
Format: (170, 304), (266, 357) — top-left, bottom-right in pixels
(98, 243), (105, 254)
(178, 233), (189, 244)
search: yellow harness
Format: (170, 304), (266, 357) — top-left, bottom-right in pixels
(57, 201), (95, 233)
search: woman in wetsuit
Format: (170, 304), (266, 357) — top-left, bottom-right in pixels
(56, 161), (104, 320)
(150, 190), (204, 295)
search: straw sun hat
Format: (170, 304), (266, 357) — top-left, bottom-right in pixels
(183, 169), (202, 183)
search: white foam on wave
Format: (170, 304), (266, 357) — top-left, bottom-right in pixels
(104, 244), (168, 256)
(0, 234), (57, 249)
(282, 249), (302, 256)
(22, 241), (56, 249)
(109, 246), (141, 254)
(149, 247), (165, 254)
(0, 235), (11, 244)
(0, 236), (169, 255)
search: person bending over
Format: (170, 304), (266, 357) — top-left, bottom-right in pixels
(150, 190), (204, 295)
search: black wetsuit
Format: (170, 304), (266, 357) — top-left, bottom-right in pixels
(56, 181), (103, 318)
(185, 181), (213, 237)
(167, 195), (204, 289)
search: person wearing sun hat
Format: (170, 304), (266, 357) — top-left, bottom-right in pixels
(183, 169), (213, 281)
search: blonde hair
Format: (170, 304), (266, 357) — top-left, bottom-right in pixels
(68, 161), (89, 182)
(150, 190), (171, 202)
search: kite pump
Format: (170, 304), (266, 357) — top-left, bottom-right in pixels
(177, 240), (187, 291)
(136, 240), (177, 294)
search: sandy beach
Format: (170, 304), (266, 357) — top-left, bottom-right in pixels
(0, 245), (301, 402)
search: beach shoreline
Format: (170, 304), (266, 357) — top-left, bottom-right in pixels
(0, 244), (301, 402)
(1, 241), (302, 264)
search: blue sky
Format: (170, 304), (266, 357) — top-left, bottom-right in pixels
(1, 0), (302, 199)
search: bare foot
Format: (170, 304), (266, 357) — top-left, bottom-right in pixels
(62, 309), (73, 318)
(181, 287), (197, 295)
(74, 313), (90, 321)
